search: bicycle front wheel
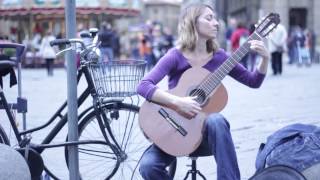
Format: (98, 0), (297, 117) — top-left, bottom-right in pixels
(76, 102), (150, 180)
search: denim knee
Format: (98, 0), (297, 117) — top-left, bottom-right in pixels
(139, 156), (154, 177)
(207, 113), (230, 130)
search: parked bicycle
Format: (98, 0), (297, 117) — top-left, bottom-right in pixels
(0, 35), (149, 180)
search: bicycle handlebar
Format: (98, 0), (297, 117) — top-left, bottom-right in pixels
(50, 38), (86, 50)
(50, 38), (100, 63)
(49, 39), (71, 46)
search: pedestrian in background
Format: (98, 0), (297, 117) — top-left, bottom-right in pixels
(40, 30), (56, 76)
(268, 23), (287, 75)
(305, 29), (317, 63)
(225, 17), (237, 55)
(112, 30), (121, 59)
(97, 22), (114, 62)
(139, 34), (153, 71)
(287, 25), (305, 65)
(231, 22), (250, 68)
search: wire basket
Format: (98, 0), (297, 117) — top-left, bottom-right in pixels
(88, 60), (146, 98)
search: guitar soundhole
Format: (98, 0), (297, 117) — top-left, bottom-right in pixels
(189, 88), (207, 104)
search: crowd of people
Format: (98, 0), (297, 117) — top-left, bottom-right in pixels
(17, 21), (174, 75)
(225, 18), (317, 76)
(0, 12), (318, 77)
(126, 22), (175, 71)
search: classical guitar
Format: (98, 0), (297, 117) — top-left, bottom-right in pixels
(139, 13), (280, 156)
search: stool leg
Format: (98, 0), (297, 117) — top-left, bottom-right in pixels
(196, 170), (206, 180)
(184, 158), (207, 180)
(192, 159), (197, 180)
(183, 170), (191, 180)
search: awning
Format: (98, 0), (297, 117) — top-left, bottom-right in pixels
(0, 0), (141, 17)
(0, 7), (140, 16)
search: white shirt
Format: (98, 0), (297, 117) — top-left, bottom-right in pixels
(268, 24), (288, 53)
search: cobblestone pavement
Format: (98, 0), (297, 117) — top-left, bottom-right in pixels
(1, 63), (319, 179)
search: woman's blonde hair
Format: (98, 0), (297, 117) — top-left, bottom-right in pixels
(177, 3), (219, 53)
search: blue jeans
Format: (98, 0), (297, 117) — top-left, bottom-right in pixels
(139, 113), (240, 180)
(255, 123), (320, 172)
(99, 47), (113, 62)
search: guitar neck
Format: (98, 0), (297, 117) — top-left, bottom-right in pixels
(196, 32), (261, 97)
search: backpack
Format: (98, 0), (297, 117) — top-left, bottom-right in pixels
(255, 123), (320, 179)
(249, 165), (306, 180)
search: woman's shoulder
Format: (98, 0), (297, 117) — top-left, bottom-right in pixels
(156, 47), (184, 68)
(167, 47), (181, 55)
(162, 47), (184, 61)
(213, 48), (229, 60)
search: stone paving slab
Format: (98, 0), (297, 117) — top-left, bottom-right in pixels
(0, 63), (319, 179)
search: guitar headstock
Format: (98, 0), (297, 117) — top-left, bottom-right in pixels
(255, 13), (280, 38)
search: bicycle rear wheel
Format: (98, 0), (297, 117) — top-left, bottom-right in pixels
(0, 123), (10, 145)
(74, 102), (150, 180)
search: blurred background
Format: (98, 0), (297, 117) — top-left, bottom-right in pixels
(1, 1), (319, 179)
(0, 0), (319, 68)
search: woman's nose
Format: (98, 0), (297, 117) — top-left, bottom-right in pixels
(214, 20), (219, 26)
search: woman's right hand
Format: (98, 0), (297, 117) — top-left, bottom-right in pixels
(172, 96), (202, 119)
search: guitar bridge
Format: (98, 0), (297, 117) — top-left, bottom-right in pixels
(158, 108), (188, 136)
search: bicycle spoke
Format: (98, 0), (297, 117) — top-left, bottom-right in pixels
(78, 150), (116, 160)
(70, 103), (150, 180)
(80, 160), (109, 179)
(78, 147), (113, 155)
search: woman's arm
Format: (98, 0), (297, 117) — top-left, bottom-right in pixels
(137, 51), (176, 100)
(150, 89), (201, 119)
(229, 40), (269, 88)
(137, 49), (201, 118)
(250, 40), (270, 74)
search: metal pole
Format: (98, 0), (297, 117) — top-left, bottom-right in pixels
(64, 0), (79, 179)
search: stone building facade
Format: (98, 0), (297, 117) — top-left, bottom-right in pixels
(184, 0), (319, 43)
(227, 0), (320, 40)
(143, 0), (181, 35)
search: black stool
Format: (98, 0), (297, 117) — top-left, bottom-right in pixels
(183, 156), (207, 180)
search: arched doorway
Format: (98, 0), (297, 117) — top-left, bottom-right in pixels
(289, 8), (307, 29)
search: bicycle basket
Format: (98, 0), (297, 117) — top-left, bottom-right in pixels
(88, 60), (146, 98)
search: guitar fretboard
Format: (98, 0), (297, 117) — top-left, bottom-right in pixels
(193, 32), (262, 103)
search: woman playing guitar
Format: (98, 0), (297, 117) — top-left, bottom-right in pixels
(137, 3), (271, 180)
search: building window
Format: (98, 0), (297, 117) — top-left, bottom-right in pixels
(289, 8), (307, 29)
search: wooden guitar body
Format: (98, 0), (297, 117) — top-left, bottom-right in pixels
(139, 67), (228, 156)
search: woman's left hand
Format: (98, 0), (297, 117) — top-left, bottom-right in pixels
(248, 40), (270, 60)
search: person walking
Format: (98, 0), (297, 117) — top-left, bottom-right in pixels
(268, 23), (287, 75)
(40, 30), (56, 76)
(287, 25), (305, 65)
(97, 22), (114, 62)
(231, 22), (250, 68)
(137, 3), (270, 180)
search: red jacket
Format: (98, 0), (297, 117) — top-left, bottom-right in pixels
(231, 28), (249, 51)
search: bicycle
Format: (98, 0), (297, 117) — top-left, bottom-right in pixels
(0, 37), (150, 180)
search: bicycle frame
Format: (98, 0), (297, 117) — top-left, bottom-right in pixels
(0, 41), (138, 179)
(0, 62), (114, 152)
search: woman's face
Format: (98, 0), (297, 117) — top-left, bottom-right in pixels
(196, 7), (219, 40)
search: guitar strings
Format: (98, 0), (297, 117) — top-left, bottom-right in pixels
(194, 33), (259, 98)
(189, 33), (260, 103)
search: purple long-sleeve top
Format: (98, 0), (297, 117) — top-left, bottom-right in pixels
(137, 48), (266, 101)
